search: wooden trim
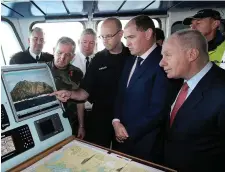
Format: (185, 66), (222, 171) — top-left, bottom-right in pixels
(9, 136), (176, 172)
(75, 138), (176, 172)
(109, 149), (176, 172)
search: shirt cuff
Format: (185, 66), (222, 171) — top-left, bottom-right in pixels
(112, 119), (120, 125)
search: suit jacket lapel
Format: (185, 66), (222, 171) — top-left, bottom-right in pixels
(169, 64), (219, 129)
(128, 47), (160, 89)
(121, 56), (136, 90)
(27, 48), (38, 61)
(26, 48), (31, 57)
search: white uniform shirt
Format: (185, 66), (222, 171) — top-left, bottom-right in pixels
(71, 51), (94, 75)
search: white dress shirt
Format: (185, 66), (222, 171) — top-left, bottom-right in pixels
(29, 48), (40, 60)
(113, 43), (157, 124)
(71, 51), (94, 75)
(71, 51), (94, 110)
(170, 61), (213, 116)
(127, 43), (157, 87)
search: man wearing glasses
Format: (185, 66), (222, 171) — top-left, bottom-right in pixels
(81, 17), (130, 148)
(50, 18), (130, 148)
(10, 27), (53, 64)
(47, 37), (85, 139)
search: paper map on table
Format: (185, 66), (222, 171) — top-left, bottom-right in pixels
(121, 161), (163, 172)
(22, 140), (164, 172)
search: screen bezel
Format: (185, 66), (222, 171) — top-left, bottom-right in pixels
(34, 113), (64, 141)
(1, 64), (63, 122)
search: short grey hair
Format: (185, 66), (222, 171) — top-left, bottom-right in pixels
(55, 36), (76, 54)
(29, 27), (44, 37)
(174, 29), (208, 58)
(80, 28), (96, 39)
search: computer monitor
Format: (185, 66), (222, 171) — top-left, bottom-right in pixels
(1, 63), (62, 122)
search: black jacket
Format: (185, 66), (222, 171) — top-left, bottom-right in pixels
(164, 64), (225, 172)
(9, 48), (53, 64)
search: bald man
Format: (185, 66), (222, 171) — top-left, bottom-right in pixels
(160, 29), (225, 172)
(81, 18), (131, 148)
(51, 18), (130, 148)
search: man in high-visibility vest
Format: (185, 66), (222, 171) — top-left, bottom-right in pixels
(183, 9), (225, 68)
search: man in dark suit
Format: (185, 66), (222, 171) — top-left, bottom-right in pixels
(112, 15), (181, 162)
(10, 27), (53, 64)
(160, 29), (225, 172)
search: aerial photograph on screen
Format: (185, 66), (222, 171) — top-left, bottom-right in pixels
(4, 68), (57, 112)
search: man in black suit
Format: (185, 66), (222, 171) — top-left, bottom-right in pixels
(10, 27), (53, 64)
(160, 29), (225, 172)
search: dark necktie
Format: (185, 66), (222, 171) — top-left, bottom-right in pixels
(170, 82), (189, 126)
(136, 56), (143, 68)
(86, 56), (90, 70)
(36, 55), (39, 61)
(133, 56), (143, 74)
(128, 57), (143, 86)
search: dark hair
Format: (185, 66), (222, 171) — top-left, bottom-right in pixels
(130, 15), (155, 33)
(155, 28), (165, 41)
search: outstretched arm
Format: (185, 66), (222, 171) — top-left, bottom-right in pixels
(49, 89), (89, 102)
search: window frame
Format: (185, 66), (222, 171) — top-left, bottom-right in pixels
(171, 21), (190, 34)
(31, 20), (86, 54)
(30, 20), (86, 32)
(1, 18), (24, 65)
(95, 17), (161, 30)
(1, 18), (25, 51)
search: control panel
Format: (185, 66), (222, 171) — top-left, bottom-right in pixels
(1, 125), (35, 163)
(1, 64), (72, 172)
(34, 113), (64, 141)
(1, 104), (10, 130)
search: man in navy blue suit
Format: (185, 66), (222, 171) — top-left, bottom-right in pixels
(112, 15), (181, 163)
(160, 29), (225, 172)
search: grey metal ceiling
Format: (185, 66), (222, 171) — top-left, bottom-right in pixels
(1, 1), (225, 19)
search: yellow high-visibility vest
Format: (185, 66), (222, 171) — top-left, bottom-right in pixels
(209, 40), (225, 68)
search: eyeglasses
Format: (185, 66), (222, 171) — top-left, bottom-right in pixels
(98, 30), (121, 40)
